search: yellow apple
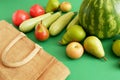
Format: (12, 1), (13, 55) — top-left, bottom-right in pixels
(60, 1), (72, 12)
(66, 42), (84, 59)
(112, 40), (120, 57)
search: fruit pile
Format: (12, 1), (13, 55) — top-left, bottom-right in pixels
(11, 0), (120, 61)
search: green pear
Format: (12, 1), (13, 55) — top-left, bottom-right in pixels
(83, 36), (106, 59)
(59, 25), (86, 45)
(46, 0), (60, 13)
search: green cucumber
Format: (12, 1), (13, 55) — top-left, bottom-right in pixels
(66, 13), (79, 30)
(19, 12), (52, 32)
(42, 11), (62, 28)
(49, 11), (75, 36)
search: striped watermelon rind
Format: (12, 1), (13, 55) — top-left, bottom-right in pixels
(79, 0), (120, 39)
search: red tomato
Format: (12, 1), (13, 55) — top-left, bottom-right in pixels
(30, 4), (45, 17)
(12, 10), (30, 26)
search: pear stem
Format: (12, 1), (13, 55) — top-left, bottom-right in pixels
(103, 56), (107, 61)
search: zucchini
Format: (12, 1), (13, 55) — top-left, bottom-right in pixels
(49, 11), (75, 36)
(42, 11), (62, 28)
(66, 13), (79, 30)
(19, 12), (52, 33)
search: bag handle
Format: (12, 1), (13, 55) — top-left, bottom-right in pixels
(1, 32), (42, 68)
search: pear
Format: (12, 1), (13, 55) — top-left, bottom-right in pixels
(112, 40), (120, 57)
(59, 25), (86, 45)
(45, 0), (60, 13)
(35, 21), (49, 41)
(83, 36), (106, 60)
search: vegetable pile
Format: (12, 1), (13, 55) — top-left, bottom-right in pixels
(11, 0), (120, 63)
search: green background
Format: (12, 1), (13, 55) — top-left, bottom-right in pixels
(0, 0), (120, 80)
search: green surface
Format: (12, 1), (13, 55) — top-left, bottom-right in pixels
(0, 0), (120, 80)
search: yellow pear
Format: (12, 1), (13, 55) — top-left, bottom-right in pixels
(83, 36), (106, 60)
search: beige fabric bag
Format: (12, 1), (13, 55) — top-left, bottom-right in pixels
(0, 20), (70, 80)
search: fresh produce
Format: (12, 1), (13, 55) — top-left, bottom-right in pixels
(59, 25), (86, 45)
(79, 0), (120, 39)
(30, 4), (45, 17)
(112, 40), (120, 57)
(83, 36), (106, 59)
(66, 13), (79, 30)
(60, 1), (72, 12)
(12, 10), (30, 26)
(19, 12), (52, 32)
(49, 11), (75, 36)
(35, 21), (49, 41)
(42, 11), (62, 28)
(66, 42), (84, 59)
(45, 0), (60, 12)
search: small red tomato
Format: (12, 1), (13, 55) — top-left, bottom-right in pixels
(35, 21), (49, 41)
(12, 10), (30, 26)
(30, 4), (45, 17)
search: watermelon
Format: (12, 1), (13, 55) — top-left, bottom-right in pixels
(79, 0), (120, 39)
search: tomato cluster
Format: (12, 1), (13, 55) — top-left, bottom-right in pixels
(12, 4), (45, 26)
